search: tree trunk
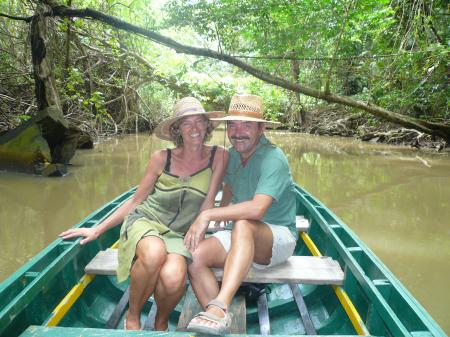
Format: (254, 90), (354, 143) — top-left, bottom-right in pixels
(30, 4), (61, 111)
(291, 57), (307, 125)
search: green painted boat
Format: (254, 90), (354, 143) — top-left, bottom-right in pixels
(0, 185), (445, 337)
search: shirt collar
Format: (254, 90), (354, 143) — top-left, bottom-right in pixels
(259, 134), (269, 146)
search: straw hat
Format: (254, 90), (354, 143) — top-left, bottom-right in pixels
(154, 97), (224, 141)
(211, 94), (280, 127)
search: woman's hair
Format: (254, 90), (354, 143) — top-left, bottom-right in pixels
(169, 115), (215, 147)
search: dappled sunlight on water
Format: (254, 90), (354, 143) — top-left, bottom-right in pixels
(0, 130), (449, 333)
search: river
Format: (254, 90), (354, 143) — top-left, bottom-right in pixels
(0, 131), (449, 333)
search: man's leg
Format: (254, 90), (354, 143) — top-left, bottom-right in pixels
(218, 220), (273, 305)
(126, 236), (167, 330)
(188, 236), (228, 308)
(154, 254), (187, 331)
(190, 220), (273, 329)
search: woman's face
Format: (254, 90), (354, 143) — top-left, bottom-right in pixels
(179, 115), (208, 145)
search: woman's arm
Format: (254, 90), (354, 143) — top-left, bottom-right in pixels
(219, 183), (232, 207)
(59, 150), (166, 245)
(183, 147), (228, 245)
(199, 146), (229, 212)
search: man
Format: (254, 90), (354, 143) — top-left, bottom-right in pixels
(184, 94), (297, 335)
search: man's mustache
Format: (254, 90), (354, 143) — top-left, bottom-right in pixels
(231, 136), (250, 140)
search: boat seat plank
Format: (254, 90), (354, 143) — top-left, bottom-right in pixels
(289, 283), (317, 335)
(257, 293), (271, 335)
(106, 286), (129, 329)
(212, 255), (343, 284)
(85, 250), (344, 285)
(176, 286), (246, 333)
(208, 215), (310, 232)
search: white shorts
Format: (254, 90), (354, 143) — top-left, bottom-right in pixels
(211, 223), (297, 269)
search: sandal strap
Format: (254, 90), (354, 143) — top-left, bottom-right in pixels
(206, 299), (228, 313)
(194, 311), (226, 324)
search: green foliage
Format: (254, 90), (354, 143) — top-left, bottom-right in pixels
(0, 0), (448, 136)
(163, 0), (449, 124)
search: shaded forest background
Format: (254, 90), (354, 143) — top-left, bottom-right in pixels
(0, 0), (448, 147)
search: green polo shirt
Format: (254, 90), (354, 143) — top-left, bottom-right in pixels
(224, 135), (297, 238)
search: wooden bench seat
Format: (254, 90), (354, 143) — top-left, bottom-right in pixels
(85, 249), (343, 285)
(85, 215), (343, 285)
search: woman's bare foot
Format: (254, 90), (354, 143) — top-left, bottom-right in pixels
(154, 318), (169, 331)
(124, 312), (141, 330)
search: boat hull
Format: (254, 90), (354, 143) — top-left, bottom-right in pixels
(0, 186), (445, 336)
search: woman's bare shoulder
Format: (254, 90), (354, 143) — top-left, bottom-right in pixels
(210, 144), (228, 153)
(214, 145), (229, 156)
(147, 149), (168, 171)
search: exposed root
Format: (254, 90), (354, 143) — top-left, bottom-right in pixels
(295, 105), (447, 151)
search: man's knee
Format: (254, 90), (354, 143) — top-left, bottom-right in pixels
(188, 244), (209, 271)
(188, 238), (225, 273)
(233, 219), (257, 237)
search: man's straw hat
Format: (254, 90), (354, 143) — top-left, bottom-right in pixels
(211, 94), (280, 127)
(154, 97), (224, 141)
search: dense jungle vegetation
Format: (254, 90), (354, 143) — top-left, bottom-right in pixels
(0, 0), (449, 146)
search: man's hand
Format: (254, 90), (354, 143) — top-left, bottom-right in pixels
(184, 212), (210, 252)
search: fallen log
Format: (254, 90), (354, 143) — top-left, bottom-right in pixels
(0, 106), (87, 176)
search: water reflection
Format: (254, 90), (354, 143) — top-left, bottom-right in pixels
(0, 131), (449, 333)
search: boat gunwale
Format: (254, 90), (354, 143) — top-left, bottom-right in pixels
(295, 185), (445, 336)
(0, 188), (135, 336)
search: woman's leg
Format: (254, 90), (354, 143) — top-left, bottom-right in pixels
(126, 236), (167, 330)
(153, 254), (187, 331)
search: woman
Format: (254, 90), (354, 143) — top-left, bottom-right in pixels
(59, 97), (228, 331)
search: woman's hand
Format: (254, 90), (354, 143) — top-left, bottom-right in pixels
(59, 227), (100, 245)
(184, 212), (210, 252)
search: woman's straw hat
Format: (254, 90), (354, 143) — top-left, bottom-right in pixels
(211, 94), (280, 127)
(154, 97), (224, 141)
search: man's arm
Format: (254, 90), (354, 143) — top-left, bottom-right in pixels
(184, 189), (273, 251)
(204, 193), (272, 222)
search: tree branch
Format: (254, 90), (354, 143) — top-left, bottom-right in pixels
(6, 5), (450, 142)
(0, 12), (33, 22)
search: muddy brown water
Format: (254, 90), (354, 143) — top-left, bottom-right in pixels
(0, 131), (449, 333)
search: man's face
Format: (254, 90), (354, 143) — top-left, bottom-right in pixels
(227, 121), (265, 158)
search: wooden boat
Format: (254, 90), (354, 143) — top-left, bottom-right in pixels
(0, 185), (445, 337)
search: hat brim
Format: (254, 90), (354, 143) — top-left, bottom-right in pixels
(154, 111), (225, 141)
(210, 115), (281, 128)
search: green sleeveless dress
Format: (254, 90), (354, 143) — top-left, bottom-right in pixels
(117, 146), (218, 282)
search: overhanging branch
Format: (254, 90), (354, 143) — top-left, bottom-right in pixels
(0, 12), (33, 22)
(3, 5), (450, 141)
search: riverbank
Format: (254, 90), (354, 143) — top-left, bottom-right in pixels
(295, 105), (448, 151)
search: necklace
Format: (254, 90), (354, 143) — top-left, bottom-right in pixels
(240, 149), (257, 167)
